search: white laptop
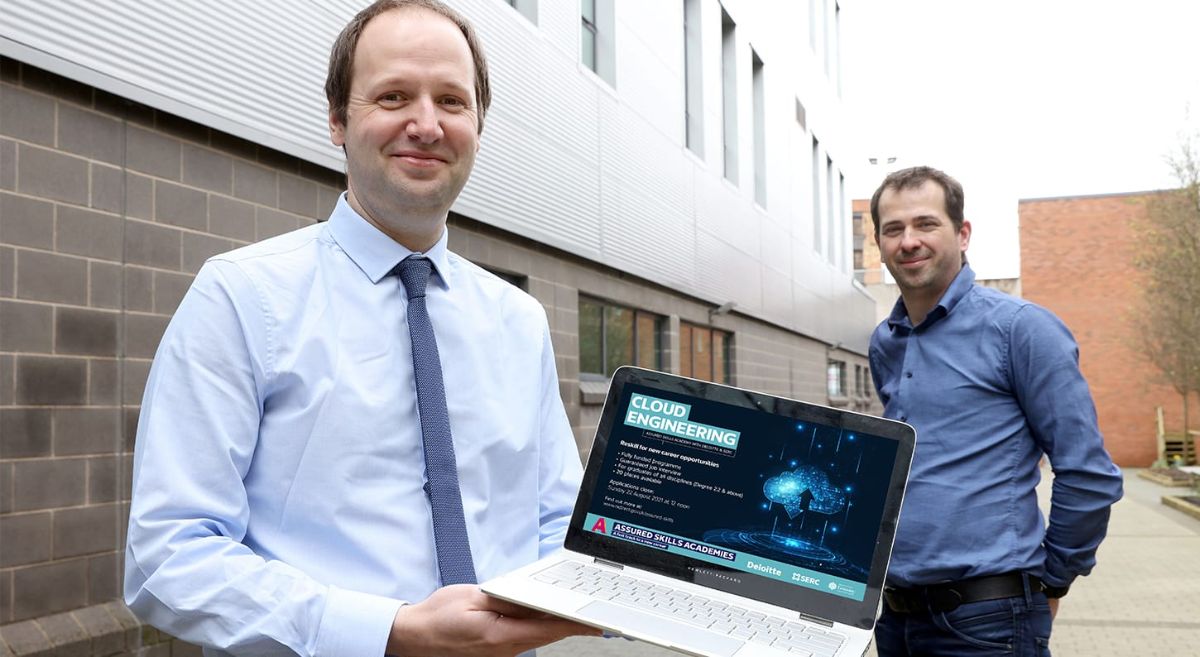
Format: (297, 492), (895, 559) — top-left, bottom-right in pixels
(482, 367), (915, 657)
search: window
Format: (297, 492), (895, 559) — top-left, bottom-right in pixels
(720, 7), (738, 183)
(580, 0), (615, 85)
(834, 1), (842, 96)
(681, 322), (731, 384)
(852, 210), (865, 275)
(826, 360), (846, 398)
(854, 364), (865, 397)
(811, 136), (822, 254)
(838, 170), (847, 271)
(579, 297), (664, 378)
(484, 268), (527, 291)
(503, 0), (538, 24)
(826, 154), (836, 262)
(683, 0), (704, 156)
(581, 0), (597, 72)
(751, 49), (766, 207)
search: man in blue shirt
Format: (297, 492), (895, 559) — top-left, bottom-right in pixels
(867, 166), (1123, 656)
(125, 2), (599, 655)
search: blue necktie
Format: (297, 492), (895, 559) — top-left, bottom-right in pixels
(395, 256), (477, 585)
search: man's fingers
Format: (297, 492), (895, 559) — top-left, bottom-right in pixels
(476, 594), (555, 619)
(491, 614), (603, 644)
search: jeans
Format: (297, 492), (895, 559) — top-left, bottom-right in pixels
(874, 588), (1052, 656)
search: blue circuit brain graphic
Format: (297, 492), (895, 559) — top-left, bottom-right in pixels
(763, 466), (846, 518)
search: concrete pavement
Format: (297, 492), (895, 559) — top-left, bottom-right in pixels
(540, 467), (1200, 657)
(1047, 468), (1200, 655)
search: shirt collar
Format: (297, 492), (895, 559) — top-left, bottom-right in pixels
(886, 262), (976, 331)
(327, 193), (453, 289)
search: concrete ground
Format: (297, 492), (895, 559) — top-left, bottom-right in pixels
(540, 467), (1200, 657)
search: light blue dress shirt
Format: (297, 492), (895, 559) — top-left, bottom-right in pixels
(869, 264), (1123, 589)
(125, 196), (583, 656)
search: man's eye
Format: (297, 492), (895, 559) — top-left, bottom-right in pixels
(440, 97), (466, 108)
(379, 93), (404, 105)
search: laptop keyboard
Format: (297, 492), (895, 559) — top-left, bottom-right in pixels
(535, 560), (847, 656)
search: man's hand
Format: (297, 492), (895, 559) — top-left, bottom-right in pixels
(386, 584), (602, 657)
(1047, 597), (1059, 620)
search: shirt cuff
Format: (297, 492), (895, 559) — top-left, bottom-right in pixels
(314, 586), (405, 657)
(1039, 567), (1075, 589)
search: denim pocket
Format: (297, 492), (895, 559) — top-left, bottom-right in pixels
(933, 598), (1015, 651)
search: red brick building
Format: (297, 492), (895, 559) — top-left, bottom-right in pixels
(1019, 191), (1198, 466)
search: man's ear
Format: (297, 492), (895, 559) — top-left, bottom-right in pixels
(329, 111), (346, 147)
(959, 219), (972, 252)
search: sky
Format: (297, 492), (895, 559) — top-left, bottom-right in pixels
(841, 0), (1200, 279)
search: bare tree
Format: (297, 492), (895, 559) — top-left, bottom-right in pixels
(1132, 131), (1200, 436)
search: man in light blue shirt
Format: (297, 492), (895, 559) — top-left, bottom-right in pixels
(867, 166), (1122, 656)
(125, 2), (599, 655)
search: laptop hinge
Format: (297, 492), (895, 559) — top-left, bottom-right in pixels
(798, 612), (834, 628)
(593, 557), (624, 570)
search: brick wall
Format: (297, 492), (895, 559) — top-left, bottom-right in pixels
(0, 57), (342, 655)
(1019, 192), (1198, 466)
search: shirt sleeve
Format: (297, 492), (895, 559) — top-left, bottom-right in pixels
(124, 260), (402, 657)
(535, 320), (584, 557)
(1007, 304), (1124, 587)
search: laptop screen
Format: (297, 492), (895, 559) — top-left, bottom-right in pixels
(566, 367), (914, 628)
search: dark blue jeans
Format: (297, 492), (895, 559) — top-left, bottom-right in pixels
(874, 589), (1052, 656)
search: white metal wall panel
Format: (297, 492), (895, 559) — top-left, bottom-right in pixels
(536, 0), (578, 61)
(596, 100), (694, 290)
(760, 214), (793, 282)
(695, 228), (762, 313)
(760, 265), (794, 327)
(612, 0), (685, 145)
(693, 167), (760, 258)
(1, 0), (874, 352)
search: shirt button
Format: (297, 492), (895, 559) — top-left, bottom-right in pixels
(900, 416), (907, 422)
(905, 372), (913, 378)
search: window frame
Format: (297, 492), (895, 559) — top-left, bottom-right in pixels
(680, 321), (733, 384)
(578, 296), (665, 380)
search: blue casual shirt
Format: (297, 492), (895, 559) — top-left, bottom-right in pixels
(869, 264), (1122, 588)
(125, 196), (583, 656)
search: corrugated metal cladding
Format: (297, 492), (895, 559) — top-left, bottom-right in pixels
(1, 0), (874, 351)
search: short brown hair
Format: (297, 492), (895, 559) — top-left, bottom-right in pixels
(869, 166), (965, 241)
(325, 0), (491, 134)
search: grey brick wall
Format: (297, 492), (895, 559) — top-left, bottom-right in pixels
(0, 58), (342, 656)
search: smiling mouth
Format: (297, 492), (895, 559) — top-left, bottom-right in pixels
(392, 153), (445, 166)
(895, 255), (932, 270)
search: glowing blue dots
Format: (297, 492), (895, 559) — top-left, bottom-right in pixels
(789, 460), (798, 467)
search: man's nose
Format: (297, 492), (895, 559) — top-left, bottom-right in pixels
(404, 97), (444, 143)
(899, 228), (922, 250)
